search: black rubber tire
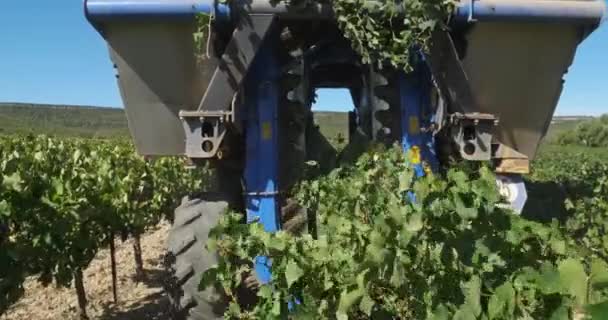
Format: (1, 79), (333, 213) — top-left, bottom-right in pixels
(164, 193), (230, 320)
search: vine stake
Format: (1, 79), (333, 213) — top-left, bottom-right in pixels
(110, 232), (118, 304)
(74, 268), (89, 320)
(133, 233), (146, 281)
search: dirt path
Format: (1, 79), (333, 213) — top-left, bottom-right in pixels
(1, 222), (172, 320)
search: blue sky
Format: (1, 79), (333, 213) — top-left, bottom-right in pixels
(0, 0), (606, 116)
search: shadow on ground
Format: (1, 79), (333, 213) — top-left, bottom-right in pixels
(99, 269), (171, 320)
(134, 268), (166, 288)
(99, 292), (170, 320)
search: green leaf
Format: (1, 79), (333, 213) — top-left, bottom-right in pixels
(454, 193), (477, 220)
(2, 172), (23, 192)
(405, 211), (423, 232)
(538, 263), (563, 294)
(271, 292), (282, 316)
(389, 259), (406, 287)
(359, 294), (375, 316)
(0, 200), (11, 217)
(398, 170), (413, 191)
(488, 282), (515, 319)
(285, 259), (304, 288)
(429, 304), (450, 320)
(558, 258), (588, 306)
(586, 301), (608, 319)
(337, 287), (364, 318)
(258, 285), (273, 299)
(44, 233), (52, 245)
(369, 229), (386, 247)
(453, 308), (477, 320)
(365, 242), (388, 265)
(226, 302), (241, 317)
(449, 169), (469, 188)
(549, 238), (566, 255)
(549, 304), (570, 320)
(267, 231), (288, 251)
(590, 258), (608, 290)
(462, 276), (482, 317)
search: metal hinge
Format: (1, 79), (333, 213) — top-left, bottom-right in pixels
(449, 112), (499, 161)
(180, 110), (233, 159)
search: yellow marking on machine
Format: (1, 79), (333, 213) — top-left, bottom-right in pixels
(409, 116), (420, 135)
(262, 122), (272, 140)
(409, 146), (421, 164)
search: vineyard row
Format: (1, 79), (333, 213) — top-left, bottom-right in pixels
(0, 135), (207, 318)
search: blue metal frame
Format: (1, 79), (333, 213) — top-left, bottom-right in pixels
(399, 58), (439, 177)
(84, 0), (231, 31)
(244, 37), (280, 285)
(86, 0), (212, 20)
(454, 0), (605, 24)
(85, 0), (605, 25)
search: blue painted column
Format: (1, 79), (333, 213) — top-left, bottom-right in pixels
(399, 58), (439, 177)
(244, 38), (281, 284)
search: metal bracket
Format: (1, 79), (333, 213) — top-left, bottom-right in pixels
(428, 31), (503, 162)
(180, 14), (276, 159)
(449, 112), (498, 161)
(180, 110), (232, 159)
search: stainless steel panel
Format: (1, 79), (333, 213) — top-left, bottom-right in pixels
(105, 21), (204, 155)
(462, 22), (581, 158)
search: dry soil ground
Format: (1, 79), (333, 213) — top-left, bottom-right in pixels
(1, 222), (172, 320)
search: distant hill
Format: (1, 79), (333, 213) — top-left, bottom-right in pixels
(0, 103), (596, 143)
(551, 115), (594, 123)
(0, 103), (353, 140)
(545, 116), (596, 143)
(0, 103), (128, 138)
(313, 111), (349, 143)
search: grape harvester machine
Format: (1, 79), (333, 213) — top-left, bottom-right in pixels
(86, 0), (605, 318)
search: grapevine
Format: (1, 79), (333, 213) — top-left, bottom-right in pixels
(203, 145), (608, 319)
(330, 0), (456, 69)
(195, 0), (456, 70)
(0, 135), (207, 317)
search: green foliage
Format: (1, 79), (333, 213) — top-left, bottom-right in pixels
(527, 148), (608, 318)
(557, 115), (608, 148)
(0, 135), (206, 313)
(201, 0), (455, 70)
(204, 146), (608, 319)
(330, 0), (456, 70)
(559, 161), (608, 266)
